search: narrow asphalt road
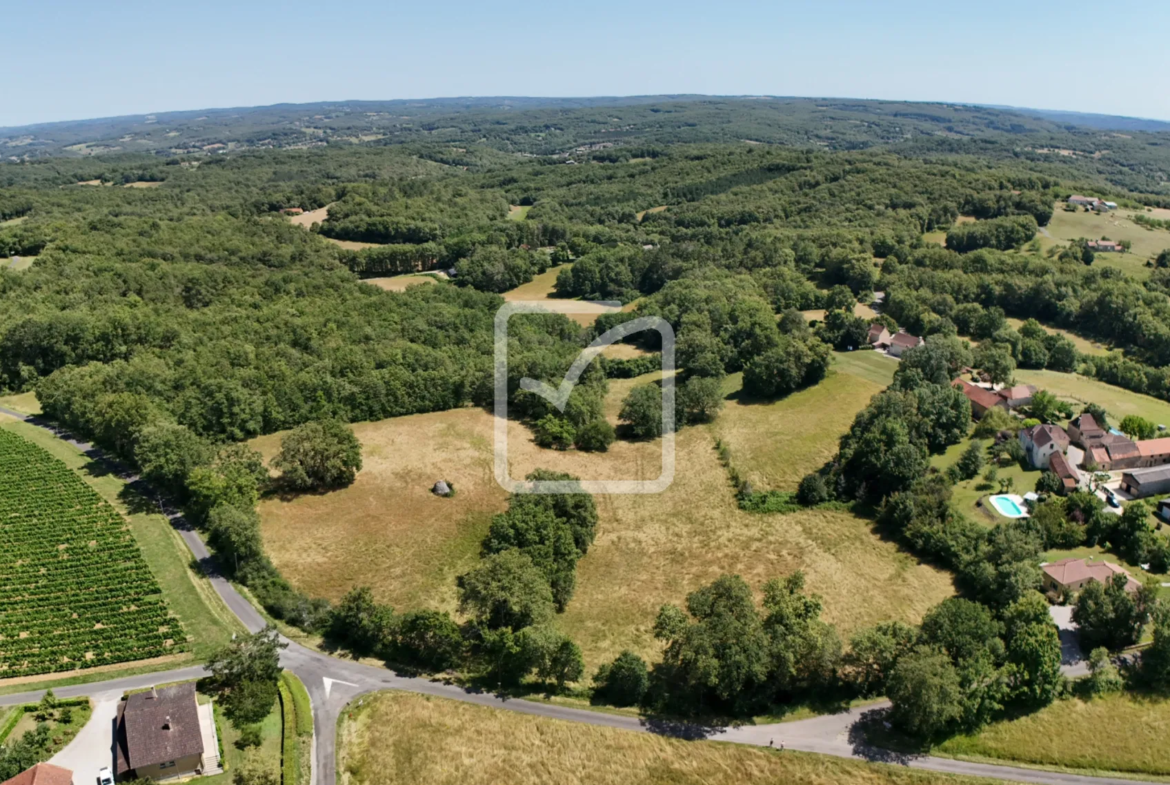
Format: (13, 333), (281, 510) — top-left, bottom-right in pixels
(0, 407), (1146, 785)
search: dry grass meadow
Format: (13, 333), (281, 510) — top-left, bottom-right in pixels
(337, 692), (995, 785)
(361, 274), (438, 292)
(257, 355), (951, 672)
(937, 693), (1170, 776)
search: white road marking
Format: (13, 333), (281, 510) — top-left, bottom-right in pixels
(322, 677), (358, 699)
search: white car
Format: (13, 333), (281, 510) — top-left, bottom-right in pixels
(97, 767), (114, 785)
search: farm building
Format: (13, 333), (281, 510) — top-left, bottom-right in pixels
(1042, 557), (1139, 595)
(997, 384), (1038, 409)
(1120, 466), (1170, 499)
(1068, 195), (1097, 206)
(886, 330), (924, 358)
(1, 764), (73, 785)
(1136, 437), (1170, 468)
(952, 378), (1007, 420)
(1087, 240), (1122, 252)
(1019, 424), (1069, 469)
(1049, 451), (1078, 493)
(116, 683), (210, 781)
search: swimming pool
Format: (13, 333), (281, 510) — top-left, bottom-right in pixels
(988, 494), (1029, 518)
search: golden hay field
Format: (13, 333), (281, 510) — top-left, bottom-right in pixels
(361, 274), (438, 292)
(256, 361), (951, 671)
(338, 693), (993, 785)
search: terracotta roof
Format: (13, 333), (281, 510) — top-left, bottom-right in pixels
(1089, 446), (1109, 466)
(1, 764), (73, 785)
(889, 331), (923, 348)
(953, 379), (1002, 411)
(998, 384), (1037, 402)
(1137, 438), (1170, 458)
(1025, 424), (1069, 450)
(1042, 557), (1139, 592)
(866, 324), (889, 344)
(1050, 451), (1076, 482)
(115, 682), (203, 775)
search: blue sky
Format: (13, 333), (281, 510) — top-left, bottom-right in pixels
(3, 0), (1168, 127)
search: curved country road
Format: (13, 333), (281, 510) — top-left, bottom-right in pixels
(0, 408), (1146, 785)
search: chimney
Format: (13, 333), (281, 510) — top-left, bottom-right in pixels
(163, 715), (172, 731)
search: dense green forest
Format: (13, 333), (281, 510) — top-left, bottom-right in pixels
(5, 98), (1170, 736)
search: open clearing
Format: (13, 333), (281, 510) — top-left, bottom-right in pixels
(338, 692), (993, 785)
(1013, 369), (1170, 426)
(1038, 202), (1170, 276)
(123, 181), (163, 188)
(635, 205), (667, 221)
(714, 352), (893, 491)
(289, 205), (330, 228)
(361, 274), (438, 292)
(503, 264), (634, 326)
(287, 204), (382, 249)
(937, 693), (1170, 777)
(800, 302), (880, 324)
(0, 392), (42, 415)
(507, 205), (531, 220)
(257, 358), (951, 672)
(6, 256), (36, 271)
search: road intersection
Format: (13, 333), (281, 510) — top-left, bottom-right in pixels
(0, 407), (1149, 785)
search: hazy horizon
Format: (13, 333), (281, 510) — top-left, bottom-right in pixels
(5, 0), (1169, 128)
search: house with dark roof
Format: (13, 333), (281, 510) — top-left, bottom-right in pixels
(997, 384), (1038, 409)
(1158, 499), (1170, 523)
(1, 764), (73, 785)
(115, 683), (205, 781)
(886, 330), (924, 358)
(952, 378), (1007, 420)
(1019, 424), (1069, 469)
(1049, 451), (1078, 493)
(1120, 466), (1170, 500)
(1042, 557), (1139, 595)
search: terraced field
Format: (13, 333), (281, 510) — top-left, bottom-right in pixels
(0, 429), (183, 677)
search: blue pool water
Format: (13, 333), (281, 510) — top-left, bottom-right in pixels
(989, 495), (1027, 518)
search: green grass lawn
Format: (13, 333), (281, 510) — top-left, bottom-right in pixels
(714, 352), (891, 492)
(0, 392), (42, 415)
(1039, 203), (1170, 277)
(0, 700), (94, 758)
(202, 691), (283, 785)
(507, 205), (531, 220)
(1014, 369), (1170, 427)
(929, 433), (1038, 525)
(937, 693), (1170, 777)
(0, 418), (243, 666)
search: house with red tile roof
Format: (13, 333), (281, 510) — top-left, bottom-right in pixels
(1, 764), (73, 785)
(997, 384), (1038, 409)
(1042, 557), (1139, 595)
(1048, 451), (1078, 493)
(952, 378), (1007, 420)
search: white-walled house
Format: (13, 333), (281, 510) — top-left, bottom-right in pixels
(1019, 424), (1070, 469)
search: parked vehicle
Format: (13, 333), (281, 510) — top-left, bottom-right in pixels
(98, 767), (114, 785)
